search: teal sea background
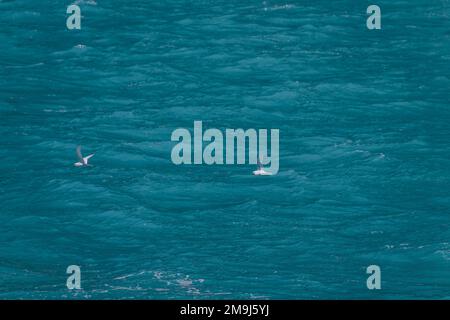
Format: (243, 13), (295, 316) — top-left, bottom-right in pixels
(1, 0), (449, 299)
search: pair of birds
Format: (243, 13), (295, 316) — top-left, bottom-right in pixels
(73, 146), (271, 174)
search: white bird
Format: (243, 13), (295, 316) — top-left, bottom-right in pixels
(74, 146), (94, 167)
(253, 158), (272, 176)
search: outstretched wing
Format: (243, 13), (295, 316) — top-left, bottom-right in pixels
(76, 146), (84, 162)
(83, 154), (94, 163)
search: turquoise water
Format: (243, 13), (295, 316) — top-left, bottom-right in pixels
(0, 0), (449, 299)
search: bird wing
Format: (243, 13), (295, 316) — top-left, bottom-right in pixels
(257, 158), (262, 170)
(76, 146), (84, 162)
(83, 154), (94, 163)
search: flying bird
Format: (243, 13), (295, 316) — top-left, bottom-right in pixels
(253, 158), (272, 176)
(74, 146), (94, 167)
